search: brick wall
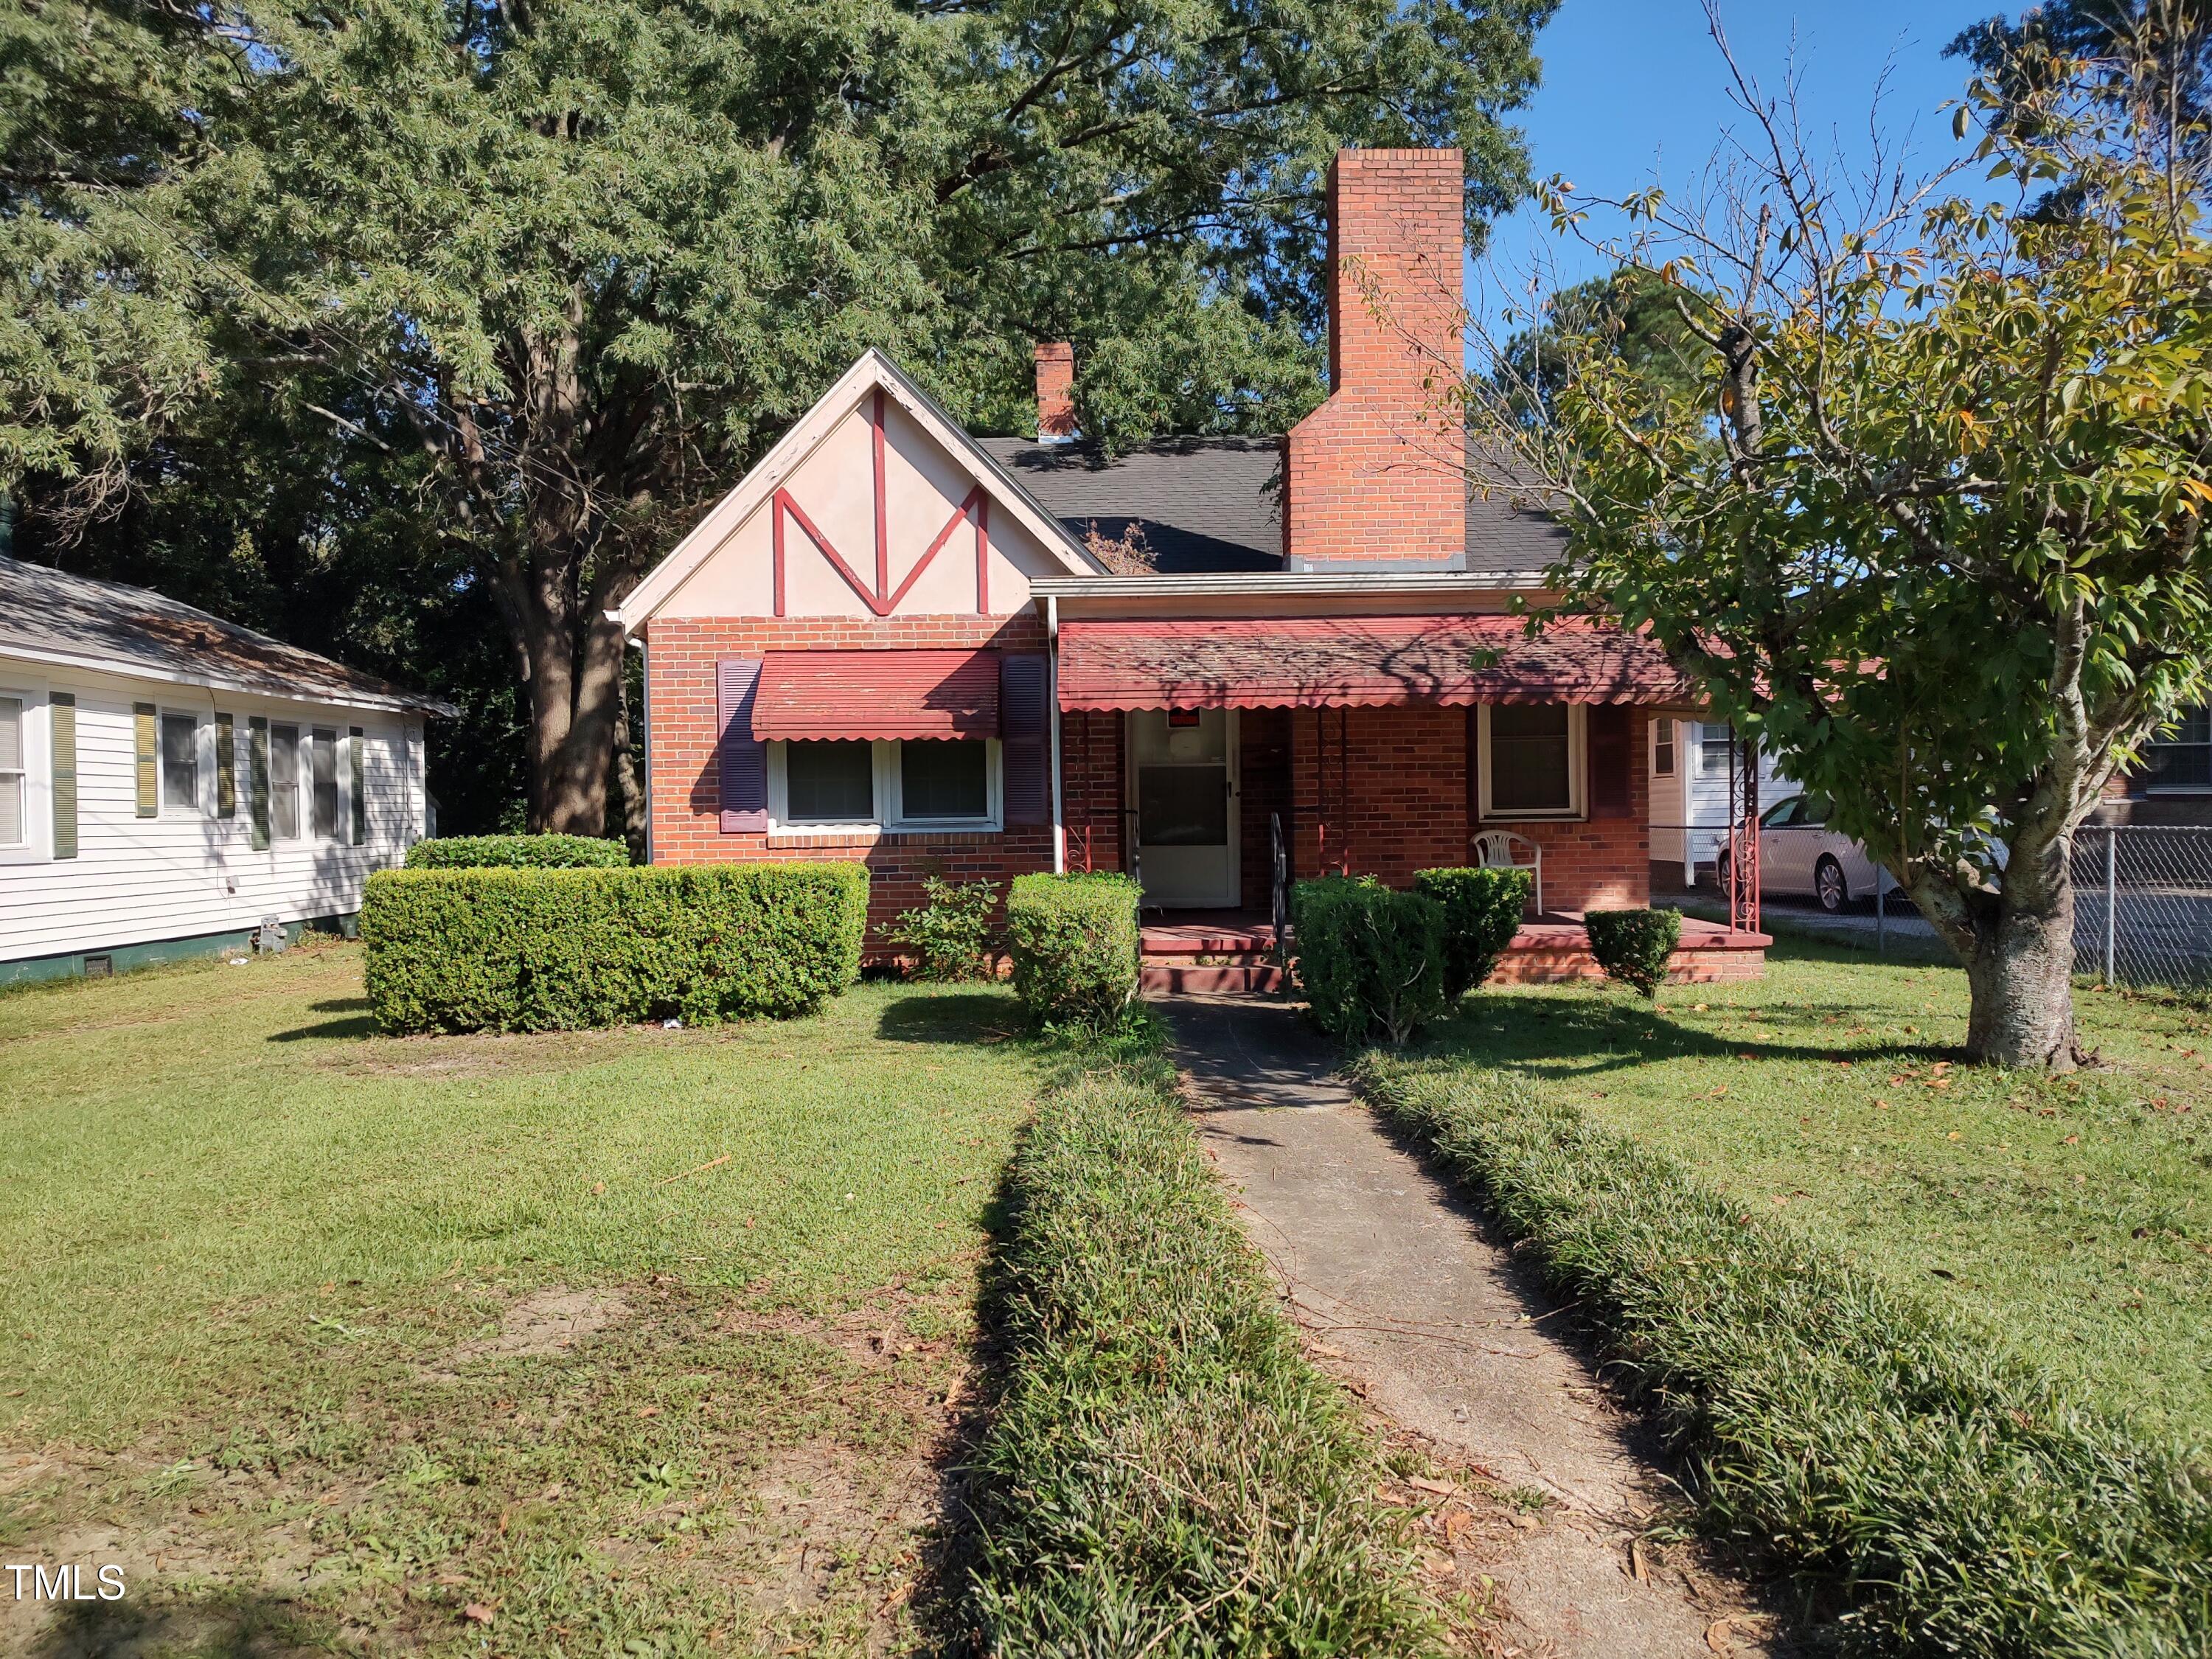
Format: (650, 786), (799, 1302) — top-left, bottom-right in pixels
(1061, 709), (1126, 877)
(1284, 148), (1467, 568)
(1287, 703), (1650, 912)
(644, 613), (1054, 945)
(1033, 342), (1077, 441)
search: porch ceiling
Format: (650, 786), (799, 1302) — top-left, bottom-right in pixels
(1055, 615), (1694, 711)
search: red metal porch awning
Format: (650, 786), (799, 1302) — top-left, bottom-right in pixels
(1055, 616), (1692, 711)
(754, 649), (1000, 740)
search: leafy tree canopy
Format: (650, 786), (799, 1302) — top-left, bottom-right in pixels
(4, 0), (1557, 831)
(1467, 32), (2212, 1068)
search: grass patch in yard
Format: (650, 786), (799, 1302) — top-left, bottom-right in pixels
(1393, 937), (2212, 1436)
(0, 943), (1038, 1656)
(969, 1040), (1447, 1655)
(1357, 937), (2212, 1655)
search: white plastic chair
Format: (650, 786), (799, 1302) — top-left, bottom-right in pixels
(1470, 830), (1543, 917)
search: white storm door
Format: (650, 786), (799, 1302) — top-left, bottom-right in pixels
(1130, 709), (1239, 908)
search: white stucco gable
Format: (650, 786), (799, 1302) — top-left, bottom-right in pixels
(616, 349), (1102, 630)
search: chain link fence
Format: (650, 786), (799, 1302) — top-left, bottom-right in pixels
(2070, 825), (2212, 991)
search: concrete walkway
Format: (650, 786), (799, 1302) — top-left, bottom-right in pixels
(1166, 995), (1798, 1658)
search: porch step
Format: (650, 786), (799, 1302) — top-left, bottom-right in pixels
(1141, 961), (1287, 995)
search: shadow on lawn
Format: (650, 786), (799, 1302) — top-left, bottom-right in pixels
(874, 991), (1022, 1048)
(1415, 990), (1961, 1082)
(29, 1585), (335, 1659)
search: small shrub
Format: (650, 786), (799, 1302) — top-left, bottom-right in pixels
(361, 863), (866, 1032)
(405, 833), (630, 870)
(970, 1057), (1444, 1653)
(1413, 866), (1532, 998)
(1585, 907), (1681, 997)
(886, 877), (1000, 980)
(1004, 872), (1140, 1031)
(1291, 876), (1447, 1046)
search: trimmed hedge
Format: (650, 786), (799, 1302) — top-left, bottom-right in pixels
(970, 1057), (1445, 1655)
(1290, 876), (1447, 1045)
(1413, 866), (1532, 998)
(361, 863), (866, 1032)
(1004, 872), (1140, 1030)
(1586, 907), (1682, 997)
(404, 833), (630, 870)
(1356, 1058), (2212, 1657)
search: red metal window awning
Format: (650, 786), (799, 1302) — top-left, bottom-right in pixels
(754, 649), (1000, 741)
(1055, 616), (1693, 711)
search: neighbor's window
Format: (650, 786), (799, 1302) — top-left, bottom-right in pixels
(0, 695), (23, 846)
(2146, 705), (2211, 792)
(899, 740), (988, 821)
(1486, 704), (1576, 817)
(1698, 722), (1736, 777)
(271, 723), (302, 840)
(1653, 718), (1676, 777)
(785, 740), (874, 822)
(160, 713), (198, 812)
(310, 726), (338, 838)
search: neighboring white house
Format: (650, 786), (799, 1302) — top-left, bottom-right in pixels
(1648, 716), (1794, 891)
(0, 554), (453, 985)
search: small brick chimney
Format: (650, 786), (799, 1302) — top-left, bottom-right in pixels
(1034, 341), (1077, 443)
(1284, 149), (1467, 568)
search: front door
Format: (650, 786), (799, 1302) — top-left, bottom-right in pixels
(1130, 709), (1239, 908)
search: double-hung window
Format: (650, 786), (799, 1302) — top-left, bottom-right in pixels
(271, 723), (302, 840)
(160, 712), (199, 813)
(0, 695), (25, 848)
(772, 738), (1000, 832)
(2146, 705), (2211, 793)
(1478, 704), (1583, 819)
(1652, 717), (1676, 778)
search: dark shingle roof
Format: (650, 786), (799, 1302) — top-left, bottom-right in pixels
(1463, 440), (1571, 575)
(975, 432), (1568, 577)
(0, 554), (454, 713)
(974, 437), (1284, 574)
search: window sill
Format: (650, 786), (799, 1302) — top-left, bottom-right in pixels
(1479, 813), (1586, 824)
(767, 824), (1003, 849)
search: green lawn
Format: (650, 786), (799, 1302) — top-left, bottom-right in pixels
(0, 943), (1039, 1657)
(1381, 938), (2212, 1439)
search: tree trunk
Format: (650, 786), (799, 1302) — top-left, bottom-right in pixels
(1961, 891), (2080, 1068)
(612, 645), (647, 862)
(1906, 819), (2083, 1070)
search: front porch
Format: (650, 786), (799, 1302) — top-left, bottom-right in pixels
(1138, 909), (1770, 996)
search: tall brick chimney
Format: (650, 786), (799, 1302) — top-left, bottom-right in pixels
(1034, 341), (1077, 443)
(1284, 149), (1467, 568)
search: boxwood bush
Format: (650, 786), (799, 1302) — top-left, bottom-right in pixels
(1413, 866), (1532, 998)
(1004, 872), (1140, 1030)
(1290, 876), (1447, 1046)
(1585, 907), (1683, 997)
(404, 833), (630, 869)
(970, 1056), (1445, 1654)
(361, 863), (867, 1032)
(1356, 1057), (2212, 1656)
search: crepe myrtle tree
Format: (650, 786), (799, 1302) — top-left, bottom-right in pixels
(1452, 18), (2212, 1068)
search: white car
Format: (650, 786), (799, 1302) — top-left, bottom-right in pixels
(1714, 795), (1900, 912)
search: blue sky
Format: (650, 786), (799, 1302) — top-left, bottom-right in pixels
(1481, 0), (2008, 296)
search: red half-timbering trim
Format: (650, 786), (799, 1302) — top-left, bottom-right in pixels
(771, 392), (992, 618)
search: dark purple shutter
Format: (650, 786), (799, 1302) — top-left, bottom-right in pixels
(717, 658), (768, 832)
(1587, 704), (1633, 819)
(1000, 652), (1051, 826)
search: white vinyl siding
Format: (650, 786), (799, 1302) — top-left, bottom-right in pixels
(0, 656), (429, 964)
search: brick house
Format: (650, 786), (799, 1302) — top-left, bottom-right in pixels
(616, 147), (1766, 987)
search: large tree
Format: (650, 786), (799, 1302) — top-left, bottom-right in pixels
(1461, 16), (2212, 1068)
(4, 0), (1557, 834)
